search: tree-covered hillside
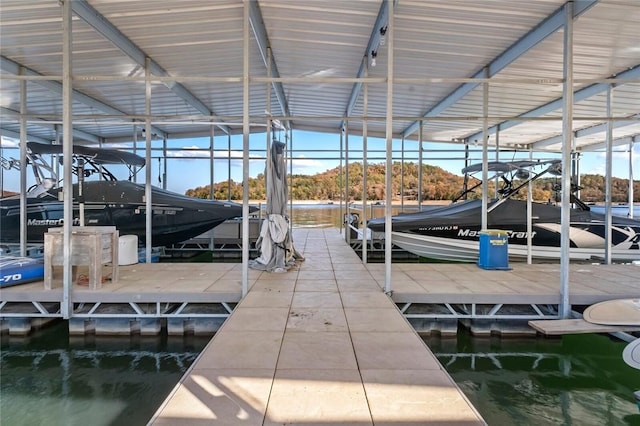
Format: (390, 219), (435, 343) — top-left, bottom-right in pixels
(185, 162), (639, 203)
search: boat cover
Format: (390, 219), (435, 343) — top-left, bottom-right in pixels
(249, 140), (303, 272)
(28, 141), (145, 166)
(367, 198), (594, 232)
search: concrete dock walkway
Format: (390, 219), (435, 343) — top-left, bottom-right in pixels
(149, 228), (486, 425)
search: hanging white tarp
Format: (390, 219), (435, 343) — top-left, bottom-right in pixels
(249, 140), (303, 273)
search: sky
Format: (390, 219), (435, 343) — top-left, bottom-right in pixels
(1, 130), (639, 196)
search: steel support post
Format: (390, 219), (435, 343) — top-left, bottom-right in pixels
(604, 85), (613, 264)
(19, 69), (27, 257)
(145, 58), (153, 264)
(241, 0), (250, 296)
(384, 0), (394, 294)
(481, 67), (489, 230)
(61, 0), (73, 319)
(559, 1), (575, 318)
(362, 64), (369, 263)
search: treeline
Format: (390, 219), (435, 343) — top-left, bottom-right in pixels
(185, 161), (639, 203)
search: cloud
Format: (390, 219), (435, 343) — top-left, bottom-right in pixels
(166, 148), (213, 158)
(291, 155), (330, 174)
(0, 136), (19, 148)
(589, 163), (607, 176)
(167, 146), (262, 162)
(595, 150), (638, 161)
(584, 149), (639, 178)
(167, 149), (331, 174)
(95, 142), (132, 150)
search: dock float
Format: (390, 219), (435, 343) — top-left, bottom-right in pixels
(149, 229), (486, 425)
(528, 319), (640, 335)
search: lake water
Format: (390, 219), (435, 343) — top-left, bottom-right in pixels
(589, 204), (640, 218)
(0, 321), (210, 426)
(2, 204), (639, 425)
(3, 321), (639, 425)
(425, 330), (640, 426)
(288, 202), (416, 228)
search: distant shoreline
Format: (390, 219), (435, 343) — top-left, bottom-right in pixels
(250, 199), (452, 206)
(250, 199), (640, 208)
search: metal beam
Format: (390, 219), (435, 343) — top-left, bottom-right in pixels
(578, 134), (640, 151)
(533, 114), (640, 149)
(1, 107), (102, 143)
(71, 0), (230, 135)
(341, 0), (391, 130)
(1, 56), (166, 139)
(402, 0), (598, 138)
(467, 64), (640, 143)
(247, 1), (290, 124)
(2, 56), (125, 117)
(0, 128), (50, 144)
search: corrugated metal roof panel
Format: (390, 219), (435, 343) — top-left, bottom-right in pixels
(0, 0), (638, 152)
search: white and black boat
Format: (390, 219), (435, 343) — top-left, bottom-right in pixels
(0, 142), (252, 247)
(367, 160), (640, 262)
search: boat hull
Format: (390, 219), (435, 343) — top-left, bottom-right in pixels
(0, 181), (249, 247)
(368, 199), (640, 262)
(391, 232), (640, 262)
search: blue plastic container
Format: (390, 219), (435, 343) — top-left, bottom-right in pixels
(477, 230), (510, 270)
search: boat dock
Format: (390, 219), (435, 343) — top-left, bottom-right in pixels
(528, 318), (640, 335)
(2, 228), (640, 423)
(148, 229), (486, 425)
(2, 229), (640, 337)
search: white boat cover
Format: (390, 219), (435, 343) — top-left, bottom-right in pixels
(250, 214), (298, 272)
(249, 140), (303, 273)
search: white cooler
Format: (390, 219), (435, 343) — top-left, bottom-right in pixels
(118, 235), (139, 265)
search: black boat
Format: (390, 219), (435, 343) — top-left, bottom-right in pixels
(0, 142), (253, 247)
(367, 160), (640, 262)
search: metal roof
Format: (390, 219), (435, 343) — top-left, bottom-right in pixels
(1, 0), (639, 152)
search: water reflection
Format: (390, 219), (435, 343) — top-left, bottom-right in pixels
(0, 322), (210, 426)
(288, 203), (418, 228)
(425, 331), (640, 425)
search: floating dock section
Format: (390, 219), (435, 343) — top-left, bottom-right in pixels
(149, 229), (486, 425)
(529, 319), (640, 335)
(3, 228), (639, 422)
(2, 229), (640, 337)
